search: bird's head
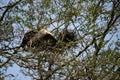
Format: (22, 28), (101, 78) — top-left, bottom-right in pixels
(40, 29), (52, 35)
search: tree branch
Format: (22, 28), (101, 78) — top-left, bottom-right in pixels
(45, 37), (95, 79)
(0, 0), (22, 22)
(0, 57), (11, 68)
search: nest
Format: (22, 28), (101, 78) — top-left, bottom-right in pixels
(57, 29), (78, 49)
(20, 29), (78, 52)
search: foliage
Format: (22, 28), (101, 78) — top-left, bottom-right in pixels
(0, 0), (120, 80)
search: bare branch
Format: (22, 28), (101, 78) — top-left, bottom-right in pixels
(0, 0), (22, 22)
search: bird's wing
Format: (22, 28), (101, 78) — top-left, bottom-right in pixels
(28, 29), (57, 47)
(20, 30), (37, 47)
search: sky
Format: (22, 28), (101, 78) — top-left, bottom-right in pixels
(0, 0), (32, 80)
(0, 0), (120, 80)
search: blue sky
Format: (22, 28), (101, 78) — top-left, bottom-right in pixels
(0, 0), (32, 80)
(0, 0), (120, 80)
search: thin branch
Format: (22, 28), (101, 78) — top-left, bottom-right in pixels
(0, 47), (19, 67)
(0, 57), (11, 67)
(0, 0), (22, 22)
(45, 37), (95, 79)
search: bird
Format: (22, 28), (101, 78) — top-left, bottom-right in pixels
(20, 29), (37, 50)
(58, 29), (76, 43)
(20, 29), (57, 51)
(20, 28), (77, 52)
